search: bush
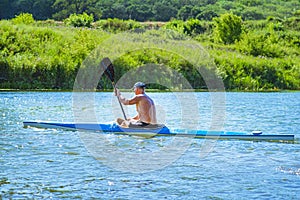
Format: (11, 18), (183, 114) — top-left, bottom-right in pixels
(196, 10), (218, 21)
(236, 31), (285, 57)
(184, 19), (207, 35)
(164, 19), (211, 36)
(95, 18), (143, 33)
(163, 19), (185, 34)
(12, 13), (35, 25)
(241, 8), (264, 20)
(64, 12), (94, 28)
(213, 52), (292, 90)
(0, 21), (108, 89)
(284, 17), (300, 31)
(213, 13), (243, 44)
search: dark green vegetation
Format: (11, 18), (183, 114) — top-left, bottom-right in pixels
(1, 0), (299, 21)
(0, 1), (299, 91)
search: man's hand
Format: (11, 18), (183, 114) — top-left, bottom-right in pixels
(114, 88), (120, 97)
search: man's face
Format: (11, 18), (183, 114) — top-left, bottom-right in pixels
(134, 87), (142, 95)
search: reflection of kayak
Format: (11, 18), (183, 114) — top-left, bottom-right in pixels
(23, 121), (295, 142)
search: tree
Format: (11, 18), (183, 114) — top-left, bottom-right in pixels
(241, 7), (264, 20)
(0, 0), (12, 19)
(52, 0), (100, 20)
(153, 2), (177, 21)
(127, 3), (153, 21)
(52, 0), (80, 20)
(32, 0), (55, 20)
(111, 3), (128, 20)
(184, 18), (206, 35)
(213, 13), (243, 44)
(177, 5), (193, 20)
(196, 10), (218, 20)
(95, 0), (114, 19)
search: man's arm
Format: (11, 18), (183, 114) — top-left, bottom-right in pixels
(115, 88), (139, 105)
(115, 88), (129, 105)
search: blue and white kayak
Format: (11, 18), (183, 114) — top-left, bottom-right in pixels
(23, 121), (295, 142)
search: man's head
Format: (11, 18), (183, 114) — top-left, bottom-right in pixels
(133, 82), (146, 94)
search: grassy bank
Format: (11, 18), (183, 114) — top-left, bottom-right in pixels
(0, 17), (299, 91)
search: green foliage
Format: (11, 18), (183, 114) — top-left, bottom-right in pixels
(52, 0), (101, 21)
(196, 10), (218, 21)
(240, 7), (264, 20)
(64, 12), (94, 28)
(177, 5), (194, 20)
(236, 31), (284, 58)
(0, 14), (299, 91)
(95, 18), (143, 33)
(199, 15), (299, 90)
(0, 20), (108, 89)
(164, 19), (211, 36)
(11, 13), (35, 25)
(213, 13), (243, 44)
(213, 51), (300, 90)
(1, 0), (300, 22)
(152, 2), (177, 21)
(284, 17), (300, 31)
(163, 20), (185, 34)
(236, 21), (300, 58)
(184, 19), (208, 35)
(294, 10), (300, 17)
(112, 49), (206, 90)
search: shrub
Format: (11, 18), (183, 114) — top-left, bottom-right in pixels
(12, 13), (35, 25)
(95, 18), (143, 33)
(196, 10), (218, 21)
(184, 19), (207, 35)
(284, 17), (300, 31)
(213, 52), (291, 90)
(236, 30), (285, 58)
(64, 12), (94, 28)
(213, 13), (243, 44)
(241, 8), (264, 20)
(163, 19), (185, 34)
(164, 19), (211, 36)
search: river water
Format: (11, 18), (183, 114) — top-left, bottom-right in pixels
(1, 91), (300, 199)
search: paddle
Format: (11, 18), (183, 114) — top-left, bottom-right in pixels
(100, 57), (127, 120)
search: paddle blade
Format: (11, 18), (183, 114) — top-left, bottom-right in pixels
(101, 57), (115, 82)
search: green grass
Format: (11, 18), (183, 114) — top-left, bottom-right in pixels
(0, 17), (299, 91)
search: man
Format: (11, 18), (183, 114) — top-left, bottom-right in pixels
(115, 82), (157, 127)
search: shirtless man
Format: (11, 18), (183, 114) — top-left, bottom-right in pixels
(114, 82), (157, 127)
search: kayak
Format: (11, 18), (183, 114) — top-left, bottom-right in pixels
(23, 121), (295, 142)
(23, 121), (169, 134)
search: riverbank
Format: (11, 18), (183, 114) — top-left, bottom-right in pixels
(1, 16), (299, 91)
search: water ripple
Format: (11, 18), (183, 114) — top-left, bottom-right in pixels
(1, 92), (300, 199)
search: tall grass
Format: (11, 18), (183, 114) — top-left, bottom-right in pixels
(0, 20), (109, 89)
(0, 17), (299, 91)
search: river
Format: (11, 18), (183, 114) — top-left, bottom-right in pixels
(1, 91), (300, 199)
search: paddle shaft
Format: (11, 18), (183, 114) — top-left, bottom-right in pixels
(112, 82), (127, 120)
(100, 57), (127, 120)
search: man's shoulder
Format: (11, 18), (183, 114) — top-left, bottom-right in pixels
(135, 94), (152, 101)
(129, 94), (144, 101)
